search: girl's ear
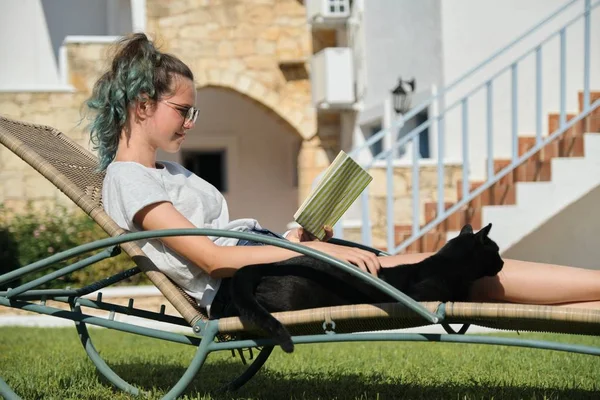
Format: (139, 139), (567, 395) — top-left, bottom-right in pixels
(134, 95), (155, 120)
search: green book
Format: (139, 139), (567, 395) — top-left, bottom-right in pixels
(294, 150), (373, 240)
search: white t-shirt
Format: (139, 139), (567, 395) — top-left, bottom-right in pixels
(101, 160), (261, 307)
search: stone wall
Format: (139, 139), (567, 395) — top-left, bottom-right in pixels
(0, 0), (323, 211)
(0, 0), (449, 239)
(145, 0), (329, 202)
(0, 91), (89, 213)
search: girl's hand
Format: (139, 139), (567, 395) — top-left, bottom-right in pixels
(302, 241), (381, 276)
(286, 226), (334, 243)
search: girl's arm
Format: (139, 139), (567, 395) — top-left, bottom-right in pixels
(134, 201), (382, 278)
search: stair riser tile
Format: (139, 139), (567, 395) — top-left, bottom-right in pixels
(548, 113), (584, 138)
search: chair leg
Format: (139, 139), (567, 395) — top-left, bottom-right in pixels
(219, 346), (274, 392)
(160, 322), (219, 400)
(0, 376), (21, 400)
(75, 321), (142, 396)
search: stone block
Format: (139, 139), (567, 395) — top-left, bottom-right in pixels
(0, 101), (22, 119)
(256, 39), (277, 55)
(244, 6), (275, 25)
(217, 42), (234, 57)
(225, 59), (246, 73)
(244, 55), (274, 70)
(233, 40), (255, 57)
(207, 69), (221, 83)
(211, 6), (239, 27)
(219, 71), (237, 88)
(262, 91), (280, 109)
(0, 171), (25, 198)
(247, 82), (267, 101)
(24, 174), (59, 200)
(236, 75), (253, 93)
(1, 150), (30, 172)
(274, 2), (305, 16)
(260, 27), (281, 41)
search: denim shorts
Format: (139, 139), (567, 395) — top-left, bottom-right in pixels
(235, 227), (286, 246)
(209, 227), (286, 319)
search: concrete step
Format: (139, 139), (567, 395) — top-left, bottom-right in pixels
(584, 132), (600, 158)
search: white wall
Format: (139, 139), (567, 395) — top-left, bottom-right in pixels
(160, 88), (302, 233)
(503, 183), (600, 270)
(0, 0), (133, 89)
(349, 0), (443, 166)
(441, 0), (600, 179)
(0, 0), (60, 88)
(42, 0), (132, 60)
(361, 0), (443, 112)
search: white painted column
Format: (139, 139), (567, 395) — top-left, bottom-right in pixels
(130, 0), (146, 33)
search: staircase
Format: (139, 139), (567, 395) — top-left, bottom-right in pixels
(344, 0), (600, 255)
(394, 92), (600, 254)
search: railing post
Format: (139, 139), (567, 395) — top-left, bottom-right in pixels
(536, 46), (543, 144)
(386, 151), (395, 253)
(360, 190), (371, 246)
(560, 28), (567, 127)
(486, 81), (494, 181)
(584, 0), (591, 110)
(511, 63), (519, 162)
(437, 114), (445, 217)
(462, 98), (469, 200)
(412, 135), (421, 236)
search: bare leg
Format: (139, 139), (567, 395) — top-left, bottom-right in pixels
(378, 253), (600, 306)
(556, 301), (600, 308)
(470, 259), (600, 305)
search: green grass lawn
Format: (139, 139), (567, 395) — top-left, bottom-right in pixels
(1, 327), (599, 399)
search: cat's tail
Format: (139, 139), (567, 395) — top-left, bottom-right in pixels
(230, 264), (295, 353)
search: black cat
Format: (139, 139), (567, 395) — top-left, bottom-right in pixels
(225, 223), (503, 353)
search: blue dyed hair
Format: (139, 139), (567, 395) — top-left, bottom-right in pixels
(85, 33), (193, 170)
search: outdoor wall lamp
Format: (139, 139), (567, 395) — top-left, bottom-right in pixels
(391, 77), (416, 114)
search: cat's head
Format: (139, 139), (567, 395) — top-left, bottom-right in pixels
(436, 223), (504, 279)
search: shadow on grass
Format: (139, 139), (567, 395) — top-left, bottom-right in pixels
(108, 359), (599, 400)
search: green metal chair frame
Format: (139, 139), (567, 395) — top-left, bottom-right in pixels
(1, 115), (600, 400)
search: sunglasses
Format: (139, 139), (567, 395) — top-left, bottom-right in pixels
(162, 100), (199, 126)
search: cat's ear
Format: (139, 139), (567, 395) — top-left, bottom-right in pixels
(480, 223), (492, 237)
(460, 224), (473, 235)
(475, 223), (492, 240)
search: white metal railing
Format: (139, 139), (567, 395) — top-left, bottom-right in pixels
(337, 0), (599, 253)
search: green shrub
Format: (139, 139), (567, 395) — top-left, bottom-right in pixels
(0, 204), (149, 289)
(0, 227), (20, 290)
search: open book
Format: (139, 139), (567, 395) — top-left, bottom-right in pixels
(294, 150), (373, 240)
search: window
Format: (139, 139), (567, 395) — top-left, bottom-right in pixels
(369, 124), (384, 157)
(361, 122), (383, 157)
(182, 150), (227, 192)
(397, 111), (430, 159)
